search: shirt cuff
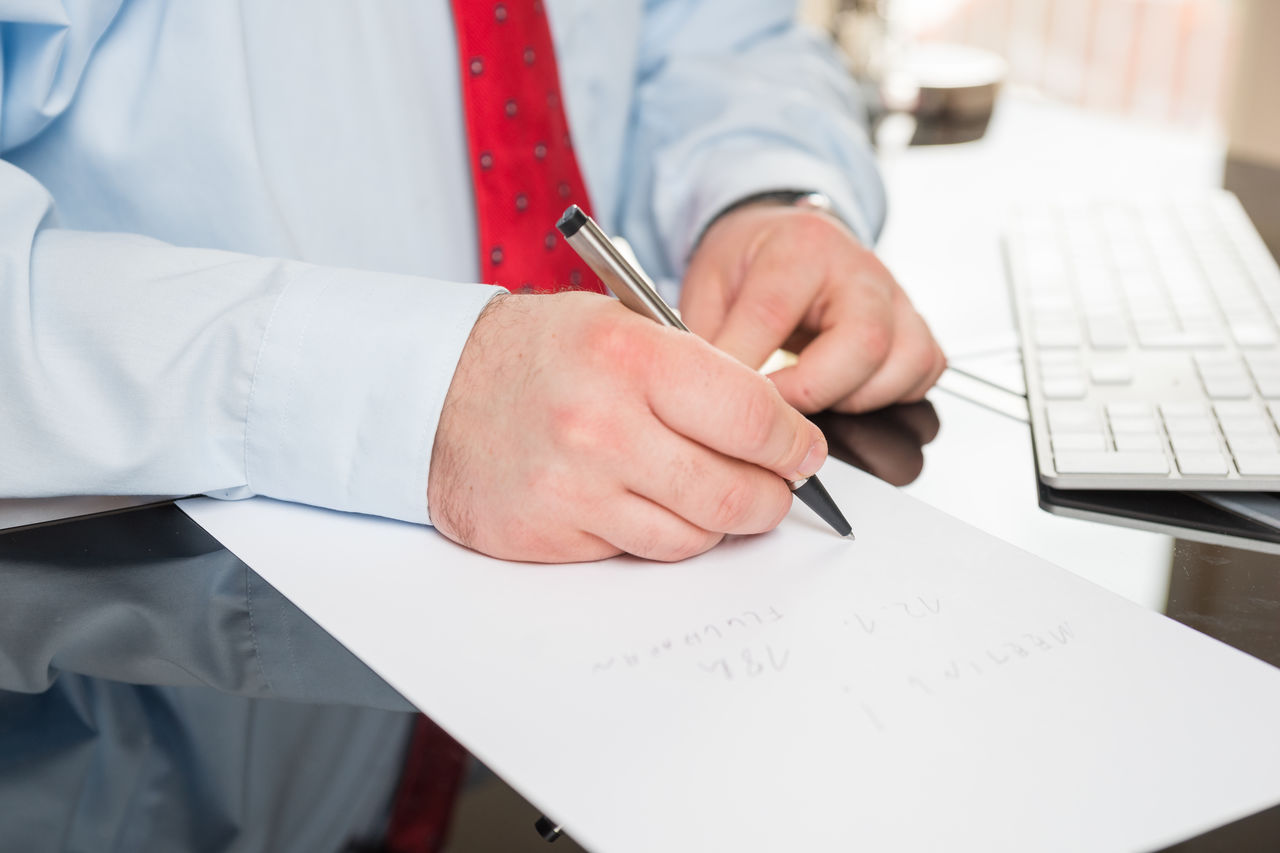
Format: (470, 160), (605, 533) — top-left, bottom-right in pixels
(655, 143), (884, 279)
(241, 264), (501, 525)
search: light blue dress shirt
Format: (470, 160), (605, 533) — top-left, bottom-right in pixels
(0, 0), (884, 526)
(0, 1), (885, 850)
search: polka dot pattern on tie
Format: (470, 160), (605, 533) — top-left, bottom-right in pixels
(450, 0), (604, 294)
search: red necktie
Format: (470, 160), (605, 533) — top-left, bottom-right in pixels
(451, 0), (605, 294)
(383, 4), (601, 852)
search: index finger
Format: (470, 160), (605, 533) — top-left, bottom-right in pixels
(766, 284), (894, 413)
(707, 237), (824, 371)
(645, 331), (827, 481)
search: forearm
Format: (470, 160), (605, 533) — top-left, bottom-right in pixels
(1, 164), (499, 524)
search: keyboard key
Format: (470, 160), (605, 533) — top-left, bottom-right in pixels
(1175, 452), (1229, 476)
(1109, 415), (1158, 434)
(1225, 433), (1278, 452)
(1090, 363), (1133, 384)
(1043, 379), (1087, 399)
(1046, 404), (1097, 432)
(1232, 323), (1279, 347)
(1139, 330), (1224, 348)
(1114, 433), (1163, 451)
(1213, 401), (1266, 422)
(1107, 402), (1152, 418)
(1161, 402), (1208, 418)
(1165, 418), (1216, 437)
(1053, 452), (1169, 475)
(1033, 326), (1081, 348)
(1169, 433), (1221, 452)
(1014, 196), (1280, 486)
(1202, 377), (1254, 399)
(1086, 317), (1129, 348)
(1220, 416), (1273, 435)
(1234, 453), (1280, 476)
(1254, 376), (1280, 398)
(1039, 360), (1083, 375)
(1193, 352), (1238, 368)
(1244, 352), (1280, 371)
(1052, 433), (1107, 451)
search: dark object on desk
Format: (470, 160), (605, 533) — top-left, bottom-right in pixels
(815, 400), (940, 488)
(1037, 479), (1280, 556)
(533, 816), (562, 843)
(905, 43), (1005, 146)
(1154, 539), (1280, 852)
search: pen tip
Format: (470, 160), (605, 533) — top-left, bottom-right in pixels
(844, 532), (856, 541)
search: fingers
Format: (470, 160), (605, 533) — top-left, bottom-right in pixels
(627, 429), (794, 536)
(683, 204), (946, 417)
(427, 289), (827, 564)
(645, 335), (827, 481)
(586, 492), (726, 562)
(764, 282), (894, 413)
(834, 308), (945, 413)
(704, 236), (824, 372)
(678, 248), (731, 343)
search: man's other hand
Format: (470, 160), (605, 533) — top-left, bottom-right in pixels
(427, 292), (827, 563)
(681, 204), (946, 413)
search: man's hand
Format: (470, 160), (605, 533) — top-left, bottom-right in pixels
(427, 292), (828, 563)
(681, 204), (946, 413)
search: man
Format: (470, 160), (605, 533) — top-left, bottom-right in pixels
(0, 0), (942, 849)
(1, 0), (942, 561)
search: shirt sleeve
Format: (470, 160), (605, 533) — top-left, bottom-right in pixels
(0, 9), (500, 525)
(1, 165), (498, 524)
(617, 0), (887, 285)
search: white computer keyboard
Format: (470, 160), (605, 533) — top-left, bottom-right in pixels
(1006, 191), (1280, 490)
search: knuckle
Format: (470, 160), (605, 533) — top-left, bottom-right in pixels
(659, 529), (723, 563)
(736, 380), (783, 457)
(764, 480), (794, 530)
(912, 341), (939, 380)
(739, 478), (792, 533)
(710, 478), (756, 532)
(548, 397), (629, 461)
(743, 290), (798, 341)
(547, 400), (600, 455)
(855, 320), (893, 368)
(581, 312), (652, 376)
(628, 521), (721, 562)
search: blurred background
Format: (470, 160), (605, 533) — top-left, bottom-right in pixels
(798, 0), (1279, 255)
(803, 0), (1234, 128)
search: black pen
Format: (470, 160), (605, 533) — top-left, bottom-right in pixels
(556, 205), (854, 540)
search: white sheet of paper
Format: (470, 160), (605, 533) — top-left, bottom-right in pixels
(180, 463), (1280, 853)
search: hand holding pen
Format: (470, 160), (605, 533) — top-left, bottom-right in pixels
(557, 206), (853, 539)
(426, 276), (834, 562)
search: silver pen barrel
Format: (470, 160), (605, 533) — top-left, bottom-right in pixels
(556, 206), (686, 330)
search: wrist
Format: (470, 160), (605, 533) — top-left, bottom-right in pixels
(693, 190), (844, 254)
